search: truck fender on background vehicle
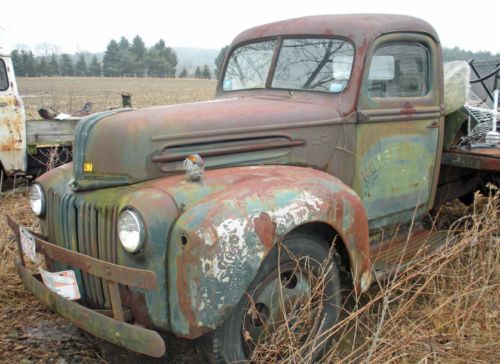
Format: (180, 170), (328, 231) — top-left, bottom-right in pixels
(167, 166), (371, 339)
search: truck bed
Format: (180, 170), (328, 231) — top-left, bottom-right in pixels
(26, 119), (79, 145)
(442, 146), (500, 173)
(25, 119), (79, 176)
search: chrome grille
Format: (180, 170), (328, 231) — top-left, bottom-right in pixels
(46, 188), (118, 308)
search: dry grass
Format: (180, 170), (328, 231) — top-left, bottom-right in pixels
(0, 185), (498, 363)
(17, 77), (217, 119)
(250, 189), (500, 364)
(0, 189), (50, 361)
(0, 76), (219, 363)
(2, 77), (498, 362)
(0, 190), (109, 363)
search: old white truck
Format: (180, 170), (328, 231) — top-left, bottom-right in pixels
(0, 47), (77, 180)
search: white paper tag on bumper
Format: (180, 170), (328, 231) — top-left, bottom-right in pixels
(20, 226), (39, 264)
(39, 268), (81, 301)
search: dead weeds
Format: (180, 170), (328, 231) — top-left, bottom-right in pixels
(250, 189), (499, 364)
(0, 184), (498, 363)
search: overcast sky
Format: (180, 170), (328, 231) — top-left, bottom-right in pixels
(1, 0), (499, 54)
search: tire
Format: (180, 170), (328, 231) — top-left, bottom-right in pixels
(196, 231), (343, 363)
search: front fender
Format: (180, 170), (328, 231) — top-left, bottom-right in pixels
(167, 166), (370, 338)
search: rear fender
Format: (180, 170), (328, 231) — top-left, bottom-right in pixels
(168, 166), (370, 338)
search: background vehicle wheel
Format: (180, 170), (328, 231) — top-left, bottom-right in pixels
(196, 231), (343, 363)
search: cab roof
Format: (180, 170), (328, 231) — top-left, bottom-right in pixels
(231, 14), (439, 46)
(0, 47), (11, 57)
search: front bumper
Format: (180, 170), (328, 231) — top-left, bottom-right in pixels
(7, 215), (166, 358)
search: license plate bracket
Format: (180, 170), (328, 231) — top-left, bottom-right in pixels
(19, 226), (38, 264)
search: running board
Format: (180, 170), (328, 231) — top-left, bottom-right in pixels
(371, 230), (447, 280)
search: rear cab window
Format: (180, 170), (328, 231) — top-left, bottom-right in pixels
(367, 42), (430, 98)
(0, 59), (9, 91)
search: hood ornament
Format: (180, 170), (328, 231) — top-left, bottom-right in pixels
(183, 154), (205, 181)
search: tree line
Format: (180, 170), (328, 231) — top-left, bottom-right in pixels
(11, 42), (497, 79)
(10, 35), (226, 79)
(443, 47), (500, 62)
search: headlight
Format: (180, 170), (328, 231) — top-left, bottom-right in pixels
(117, 209), (145, 254)
(29, 184), (45, 217)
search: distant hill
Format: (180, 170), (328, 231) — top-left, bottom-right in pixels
(174, 47), (220, 72)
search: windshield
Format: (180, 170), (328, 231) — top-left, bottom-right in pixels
(222, 38), (354, 93)
(223, 40), (276, 91)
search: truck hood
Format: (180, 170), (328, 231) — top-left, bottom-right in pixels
(71, 96), (341, 190)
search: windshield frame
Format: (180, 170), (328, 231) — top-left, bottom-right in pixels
(219, 35), (356, 95)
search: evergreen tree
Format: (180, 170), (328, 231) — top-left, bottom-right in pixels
(145, 39), (178, 77)
(164, 47), (178, 77)
(37, 56), (50, 76)
(60, 54), (74, 76)
(89, 56), (102, 76)
(103, 40), (120, 76)
(179, 67), (189, 78)
(202, 64), (212, 79)
(75, 54), (88, 76)
(117, 48), (136, 76)
(119, 36), (130, 50)
(131, 35), (146, 60)
(10, 50), (24, 76)
(48, 53), (59, 76)
(22, 51), (37, 77)
(214, 45), (228, 79)
(130, 35), (146, 76)
(194, 66), (202, 79)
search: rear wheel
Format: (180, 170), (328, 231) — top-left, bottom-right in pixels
(196, 231), (343, 363)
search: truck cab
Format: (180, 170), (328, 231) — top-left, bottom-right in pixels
(0, 48), (78, 180)
(215, 15), (443, 230)
(7, 14), (498, 363)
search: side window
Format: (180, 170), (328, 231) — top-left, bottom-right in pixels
(0, 59), (8, 91)
(367, 43), (430, 98)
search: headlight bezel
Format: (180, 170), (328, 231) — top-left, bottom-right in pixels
(29, 183), (46, 217)
(117, 208), (146, 254)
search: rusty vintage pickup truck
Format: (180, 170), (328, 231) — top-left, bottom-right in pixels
(7, 14), (500, 362)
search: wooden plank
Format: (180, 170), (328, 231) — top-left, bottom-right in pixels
(26, 119), (79, 144)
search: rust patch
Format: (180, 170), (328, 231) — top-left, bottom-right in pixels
(175, 253), (198, 334)
(401, 103), (416, 114)
(120, 286), (155, 328)
(253, 212), (276, 249)
(0, 142), (14, 151)
(174, 235), (212, 339)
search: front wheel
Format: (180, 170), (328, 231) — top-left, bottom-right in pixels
(196, 231), (343, 363)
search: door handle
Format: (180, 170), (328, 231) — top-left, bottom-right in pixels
(427, 121), (439, 128)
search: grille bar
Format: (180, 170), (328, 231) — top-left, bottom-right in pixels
(47, 189), (117, 308)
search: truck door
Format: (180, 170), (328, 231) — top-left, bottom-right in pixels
(0, 55), (27, 176)
(354, 33), (443, 229)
